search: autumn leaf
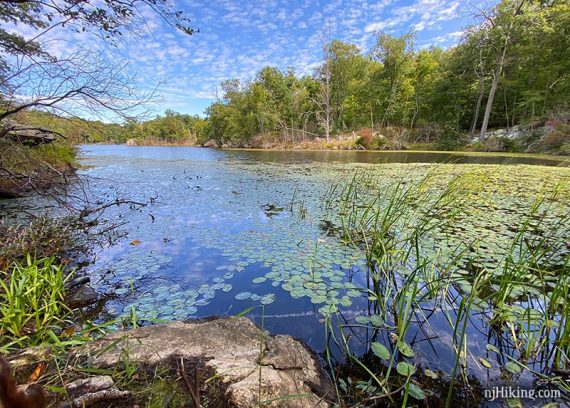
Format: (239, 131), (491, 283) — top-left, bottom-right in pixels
(28, 362), (47, 383)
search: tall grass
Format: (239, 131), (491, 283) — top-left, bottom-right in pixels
(0, 256), (73, 351)
(322, 169), (570, 406)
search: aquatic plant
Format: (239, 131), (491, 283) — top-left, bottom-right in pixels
(321, 169), (570, 406)
(73, 157), (569, 405)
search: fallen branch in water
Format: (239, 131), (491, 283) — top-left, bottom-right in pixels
(78, 198), (147, 219)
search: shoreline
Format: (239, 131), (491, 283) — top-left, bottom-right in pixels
(80, 143), (570, 163)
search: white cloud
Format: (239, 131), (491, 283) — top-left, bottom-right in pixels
(7, 0), (472, 116)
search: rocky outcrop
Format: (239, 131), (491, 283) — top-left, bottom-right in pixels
(77, 317), (333, 407)
(125, 138), (138, 146)
(203, 138), (219, 148)
(61, 376), (131, 408)
(0, 119), (59, 146)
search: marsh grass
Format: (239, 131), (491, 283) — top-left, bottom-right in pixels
(321, 169), (570, 406)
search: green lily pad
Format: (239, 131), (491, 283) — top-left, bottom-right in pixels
(397, 341), (414, 358)
(354, 316), (370, 325)
(260, 294), (276, 305)
(235, 292), (252, 300)
(407, 383), (425, 400)
(505, 361), (523, 374)
(480, 358), (492, 368)
(396, 362), (416, 377)
(371, 342), (390, 360)
(370, 315), (384, 327)
(424, 369), (438, 379)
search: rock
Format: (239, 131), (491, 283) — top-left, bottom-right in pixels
(126, 138), (138, 146)
(61, 374), (131, 408)
(203, 138), (219, 148)
(77, 317), (333, 407)
(1, 119), (58, 145)
(221, 141), (238, 148)
(7, 346), (52, 368)
(65, 376), (114, 398)
(62, 388), (131, 408)
(65, 285), (99, 309)
(65, 276), (90, 290)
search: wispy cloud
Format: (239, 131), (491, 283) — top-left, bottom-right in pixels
(9, 0), (476, 117)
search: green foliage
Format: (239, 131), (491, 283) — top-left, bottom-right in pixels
(124, 110), (206, 144)
(325, 170), (570, 406)
(435, 126), (465, 151)
(199, 0), (569, 150)
(0, 256), (72, 351)
(533, 124), (570, 153)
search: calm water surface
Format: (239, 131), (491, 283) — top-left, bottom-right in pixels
(10, 145), (559, 400)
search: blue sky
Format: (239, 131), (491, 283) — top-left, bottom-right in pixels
(134, 0), (477, 116)
(15, 0), (488, 119)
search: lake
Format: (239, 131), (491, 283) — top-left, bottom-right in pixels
(69, 145), (570, 404)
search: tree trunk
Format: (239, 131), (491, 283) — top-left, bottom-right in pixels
(479, 44), (507, 143)
(504, 87), (510, 131)
(479, 0), (525, 142)
(470, 77), (485, 138)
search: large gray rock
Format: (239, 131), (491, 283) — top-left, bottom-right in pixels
(77, 317), (333, 407)
(1, 119), (58, 145)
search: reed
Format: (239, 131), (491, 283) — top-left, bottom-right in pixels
(322, 169), (570, 406)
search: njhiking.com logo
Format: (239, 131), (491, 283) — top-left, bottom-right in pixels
(484, 386), (561, 402)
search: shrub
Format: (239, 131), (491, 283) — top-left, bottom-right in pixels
(539, 125), (570, 151)
(355, 129), (375, 149)
(482, 137), (522, 153)
(0, 216), (80, 271)
(436, 126), (465, 151)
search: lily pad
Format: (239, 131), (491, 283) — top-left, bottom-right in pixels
(260, 294), (276, 305)
(371, 342), (390, 360)
(397, 341), (414, 358)
(505, 361), (523, 374)
(407, 383), (425, 400)
(396, 362), (416, 377)
(235, 292), (252, 300)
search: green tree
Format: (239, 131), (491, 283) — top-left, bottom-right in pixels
(370, 32), (415, 127)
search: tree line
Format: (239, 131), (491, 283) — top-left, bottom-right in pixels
(199, 0), (569, 151)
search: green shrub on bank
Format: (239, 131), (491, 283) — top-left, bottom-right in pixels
(0, 141), (77, 174)
(435, 126), (465, 151)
